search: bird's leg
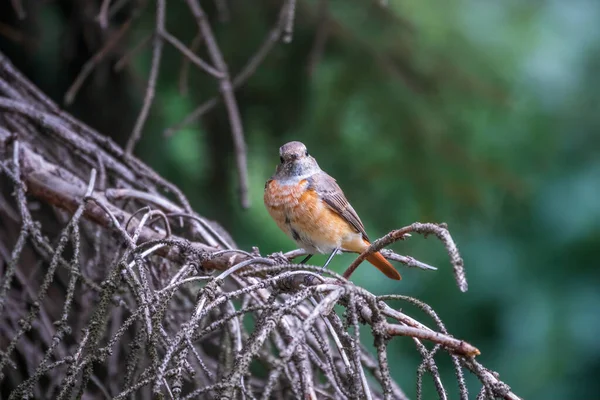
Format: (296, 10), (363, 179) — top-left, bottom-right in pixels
(323, 248), (340, 268)
(299, 254), (313, 264)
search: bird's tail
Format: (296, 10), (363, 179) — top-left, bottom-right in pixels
(364, 240), (402, 280)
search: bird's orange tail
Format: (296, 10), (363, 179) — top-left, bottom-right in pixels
(365, 248), (402, 280)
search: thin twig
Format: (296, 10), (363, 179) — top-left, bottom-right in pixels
(164, 2), (288, 137)
(387, 324), (480, 357)
(64, 19), (133, 105)
(114, 34), (152, 72)
(97, 0), (112, 30)
(105, 187), (230, 248)
(179, 31), (204, 96)
(125, 0), (165, 155)
(184, 0), (250, 208)
(344, 222), (467, 291)
(160, 30), (222, 78)
(283, 0), (297, 43)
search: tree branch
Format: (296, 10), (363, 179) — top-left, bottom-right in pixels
(184, 0), (250, 208)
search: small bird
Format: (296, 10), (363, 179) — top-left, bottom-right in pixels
(264, 141), (401, 280)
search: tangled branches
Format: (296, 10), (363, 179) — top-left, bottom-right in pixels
(0, 51), (522, 399)
(62, 0), (298, 209)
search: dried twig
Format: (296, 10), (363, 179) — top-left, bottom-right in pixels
(114, 34), (152, 72)
(97, 0), (112, 29)
(160, 30), (222, 78)
(125, 0), (165, 154)
(344, 223), (468, 292)
(283, 0), (298, 43)
(64, 19), (133, 105)
(387, 324), (480, 357)
(184, 0), (250, 208)
(178, 31), (203, 96)
(164, 2), (289, 136)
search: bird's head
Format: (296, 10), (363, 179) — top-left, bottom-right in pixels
(274, 141), (321, 181)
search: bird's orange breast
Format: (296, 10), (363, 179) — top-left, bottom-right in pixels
(264, 179), (364, 254)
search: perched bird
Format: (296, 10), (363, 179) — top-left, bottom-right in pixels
(263, 141), (401, 280)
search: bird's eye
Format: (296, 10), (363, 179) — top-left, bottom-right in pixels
(280, 156), (284, 163)
(305, 150), (309, 156)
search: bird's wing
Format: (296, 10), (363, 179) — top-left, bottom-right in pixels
(307, 172), (370, 242)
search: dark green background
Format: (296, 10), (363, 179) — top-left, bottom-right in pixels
(1, 1), (599, 398)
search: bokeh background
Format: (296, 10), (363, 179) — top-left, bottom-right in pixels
(1, 0), (599, 398)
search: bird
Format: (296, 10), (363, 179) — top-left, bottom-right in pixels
(263, 141), (401, 280)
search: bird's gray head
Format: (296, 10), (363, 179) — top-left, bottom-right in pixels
(273, 141), (321, 181)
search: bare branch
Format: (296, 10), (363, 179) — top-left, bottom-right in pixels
(184, 0), (251, 208)
(125, 0), (166, 154)
(164, 3), (288, 136)
(114, 34), (152, 72)
(178, 31), (203, 96)
(344, 222), (467, 292)
(97, 0), (112, 30)
(283, 0), (298, 43)
(160, 30), (222, 79)
(64, 19), (132, 105)
(387, 324), (480, 357)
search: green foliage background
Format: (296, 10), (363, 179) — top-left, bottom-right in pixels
(2, 0), (599, 398)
